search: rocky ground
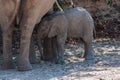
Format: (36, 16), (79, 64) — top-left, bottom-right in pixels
(0, 39), (120, 80)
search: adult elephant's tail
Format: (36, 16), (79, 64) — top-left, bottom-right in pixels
(55, 0), (63, 11)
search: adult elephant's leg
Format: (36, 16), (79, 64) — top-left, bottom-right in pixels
(2, 26), (14, 69)
(17, 17), (37, 71)
(17, 0), (55, 71)
(29, 35), (37, 64)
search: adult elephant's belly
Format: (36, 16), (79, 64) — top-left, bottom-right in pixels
(36, 0), (56, 23)
(21, 0), (55, 24)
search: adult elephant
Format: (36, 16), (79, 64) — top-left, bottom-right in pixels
(1, 0), (56, 71)
(17, 0), (56, 71)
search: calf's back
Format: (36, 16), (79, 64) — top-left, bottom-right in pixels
(64, 7), (94, 38)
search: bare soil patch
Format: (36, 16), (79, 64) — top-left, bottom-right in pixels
(0, 40), (120, 80)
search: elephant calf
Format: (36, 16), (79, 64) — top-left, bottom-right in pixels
(37, 7), (95, 62)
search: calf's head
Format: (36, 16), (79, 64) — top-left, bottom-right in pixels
(38, 18), (51, 38)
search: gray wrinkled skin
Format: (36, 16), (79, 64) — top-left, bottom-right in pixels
(37, 7), (95, 62)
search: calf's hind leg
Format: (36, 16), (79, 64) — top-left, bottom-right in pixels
(82, 37), (94, 60)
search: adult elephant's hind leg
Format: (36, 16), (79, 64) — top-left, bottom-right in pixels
(2, 26), (15, 69)
(17, 19), (35, 71)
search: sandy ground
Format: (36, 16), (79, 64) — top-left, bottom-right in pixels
(0, 40), (120, 80)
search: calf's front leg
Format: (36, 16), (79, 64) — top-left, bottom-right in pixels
(57, 34), (67, 63)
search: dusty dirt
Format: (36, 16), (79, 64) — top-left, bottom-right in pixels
(0, 39), (120, 80)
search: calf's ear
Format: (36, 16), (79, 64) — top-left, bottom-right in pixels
(48, 23), (58, 38)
